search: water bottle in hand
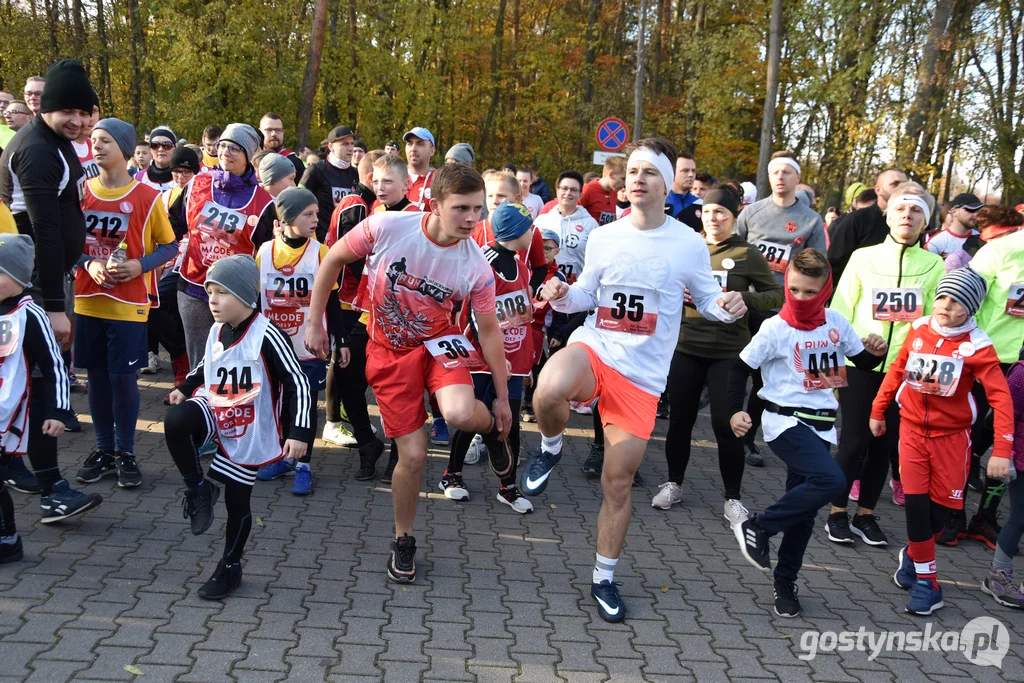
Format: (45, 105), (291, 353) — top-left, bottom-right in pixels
(107, 241), (129, 269)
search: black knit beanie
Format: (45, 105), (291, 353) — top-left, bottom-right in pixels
(40, 59), (96, 114)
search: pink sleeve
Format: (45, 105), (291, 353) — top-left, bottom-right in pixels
(341, 216), (376, 259)
(469, 259), (496, 315)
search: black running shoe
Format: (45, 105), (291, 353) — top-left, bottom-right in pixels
(381, 448), (399, 485)
(115, 452), (142, 488)
(485, 437), (514, 480)
(197, 561), (242, 600)
(591, 580), (625, 623)
(734, 518), (771, 572)
(656, 399), (669, 419)
(388, 534), (417, 583)
(75, 449), (116, 483)
(4, 457), (40, 493)
(632, 470), (644, 487)
(521, 404), (536, 423)
(851, 514), (888, 546)
(582, 444), (603, 476)
(0, 537), (24, 564)
(40, 480), (102, 523)
(438, 470), (469, 501)
(937, 509), (967, 547)
(355, 439), (385, 481)
(182, 480), (220, 536)
(773, 580), (800, 618)
(825, 512), (854, 544)
(966, 511), (1001, 551)
(744, 443), (764, 467)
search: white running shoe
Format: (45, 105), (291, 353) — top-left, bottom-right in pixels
(140, 351), (160, 375)
(723, 499), (750, 527)
(464, 435), (483, 465)
(570, 400), (594, 415)
(497, 487), (534, 514)
(439, 471), (469, 500)
(651, 481), (683, 510)
(322, 421), (358, 447)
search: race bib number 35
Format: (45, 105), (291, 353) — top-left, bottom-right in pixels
(904, 353), (963, 396)
(752, 240), (792, 274)
(424, 334), (485, 371)
(1006, 283), (1024, 317)
(797, 347), (848, 390)
(595, 287), (660, 336)
(872, 287), (923, 322)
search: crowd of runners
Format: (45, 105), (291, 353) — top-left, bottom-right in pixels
(0, 59), (1023, 624)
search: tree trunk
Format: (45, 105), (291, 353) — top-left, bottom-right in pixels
(43, 0), (59, 60)
(346, 0), (359, 127)
(756, 0), (783, 199)
(72, 0), (86, 63)
(582, 0), (600, 104)
(126, 0), (143, 125)
(652, 0), (666, 94)
(94, 0), (113, 113)
(296, 0), (330, 149)
(478, 0), (508, 163)
(633, 0), (648, 139)
(899, 0), (955, 170)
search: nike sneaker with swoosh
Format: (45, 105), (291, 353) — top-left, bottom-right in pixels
(520, 449), (562, 496)
(591, 580), (625, 623)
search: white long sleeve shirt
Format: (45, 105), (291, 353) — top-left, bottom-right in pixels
(550, 215), (737, 395)
(533, 205), (600, 282)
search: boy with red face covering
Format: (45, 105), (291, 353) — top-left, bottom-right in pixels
(727, 249), (888, 618)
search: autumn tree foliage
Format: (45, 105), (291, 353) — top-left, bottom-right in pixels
(0, 0), (1019, 201)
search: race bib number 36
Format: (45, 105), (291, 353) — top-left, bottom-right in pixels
(424, 334), (485, 371)
(872, 287), (922, 322)
(904, 353), (963, 396)
(595, 287), (660, 336)
(1006, 283), (1024, 317)
(797, 347), (847, 390)
(752, 240), (792, 274)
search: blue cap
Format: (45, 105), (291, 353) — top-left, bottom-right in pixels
(491, 202), (534, 242)
(402, 127), (435, 146)
(540, 229), (560, 246)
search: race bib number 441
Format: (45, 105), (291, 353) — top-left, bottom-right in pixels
(872, 287), (922, 322)
(424, 334), (485, 371)
(595, 287), (660, 336)
(904, 352), (963, 396)
(797, 347), (848, 390)
(752, 240), (792, 274)
(1006, 283), (1024, 317)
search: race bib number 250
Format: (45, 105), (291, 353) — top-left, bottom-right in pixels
(595, 287), (660, 336)
(872, 288), (922, 322)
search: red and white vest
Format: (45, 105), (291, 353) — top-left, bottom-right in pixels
(77, 180), (161, 307)
(0, 297), (33, 454)
(201, 314), (283, 466)
(467, 257), (534, 376)
(180, 173), (272, 286)
(257, 238), (324, 361)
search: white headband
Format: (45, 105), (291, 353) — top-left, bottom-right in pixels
(889, 195), (932, 224)
(628, 148), (675, 194)
(767, 157), (801, 176)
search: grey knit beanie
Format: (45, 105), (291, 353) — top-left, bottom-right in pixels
(94, 118), (137, 161)
(275, 187), (318, 225)
(0, 233), (35, 288)
(220, 123), (260, 162)
(205, 255), (259, 309)
(259, 153), (297, 188)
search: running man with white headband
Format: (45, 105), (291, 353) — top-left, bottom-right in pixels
(826, 182), (945, 549)
(522, 137), (748, 623)
(733, 151), (827, 468)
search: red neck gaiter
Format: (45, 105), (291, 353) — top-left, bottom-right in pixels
(778, 269), (833, 331)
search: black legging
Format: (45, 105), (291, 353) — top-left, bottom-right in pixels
(832, 366), (900, 509)
(664, 351), (744, 500)
(0, 450), (16, 538)
(27, 385), (61, 493)
(447, 375), (522, 486)
(905, 493), (952, 543)
(325, 316), (376, 446)
(165, 401), (255, 564)
(148, 281), (187, 359)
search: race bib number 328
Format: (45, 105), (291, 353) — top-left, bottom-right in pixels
(904, 352), (963, 396)
(595, 287), (659, 336)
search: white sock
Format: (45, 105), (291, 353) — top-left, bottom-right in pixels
(296, 462), (310, 471)
(0, 534), (18, 545)
(325, 420), (341, 428)
(541, 433), (563, 455)
(593, 553), (618, 584)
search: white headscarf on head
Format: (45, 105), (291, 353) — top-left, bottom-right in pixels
(627, 148), (674, 194)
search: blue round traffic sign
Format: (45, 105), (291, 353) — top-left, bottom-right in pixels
(596, 118), (629, 152)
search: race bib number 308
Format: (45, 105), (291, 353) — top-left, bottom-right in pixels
(494, 290), (532, 330)
(752, 240), (792, 274)
(904, 352), (963, 396)
(1006, 283), (1024, 317)
(595, 287), (659, 336)
(871, 287), (922, 322)
(424, 334), (485, 371)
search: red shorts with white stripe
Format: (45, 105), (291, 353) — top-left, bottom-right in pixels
(898, 422), (971, 510)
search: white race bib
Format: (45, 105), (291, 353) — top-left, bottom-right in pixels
(494, 290), (532, 330)
(904, 353), (963, 397)
(83, 210), (129, 260)
(198, 201), (245, 235)
(871, 287), (923, 322)
(1006, 283), (1024, 318)
(595, 286), (660, 336)
(752, 240), (792, 274)
(424, 334), (485, 370)
(797, 347), (847, 390)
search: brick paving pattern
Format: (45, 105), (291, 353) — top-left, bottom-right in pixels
(1, 371), (1022, 681)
